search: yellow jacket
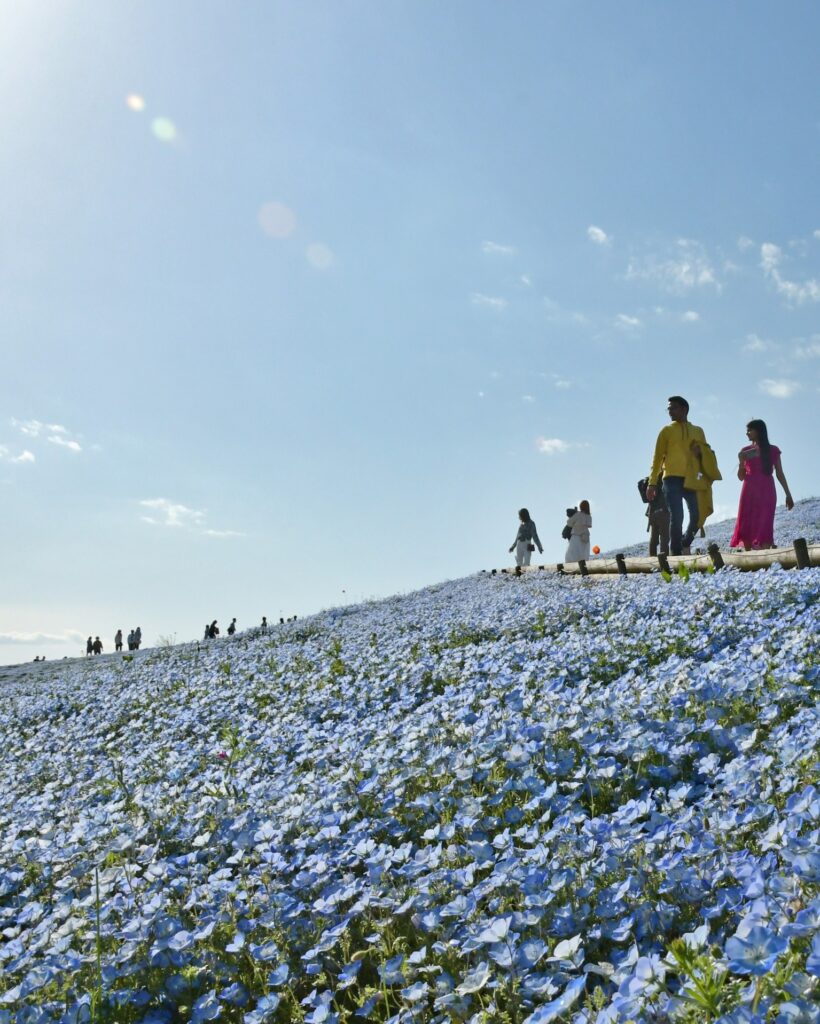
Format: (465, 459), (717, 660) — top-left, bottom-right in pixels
(684, 442), (723, 533)
(649, 421), (707, 484)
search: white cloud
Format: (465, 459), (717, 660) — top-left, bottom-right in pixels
(794, 337), (820, 358)
(306, 242), (334, 270)
(522, 395), (535, 403)
(682, 310), (700, 322)
(626, 239), (719, 293)
(10, 417), (84, 453)
(760, 242), (820, 303)
(47, 435), (82, 453)
(553, 378), (572, 389)
(0, 629), (86, 646)
(477, 391), (485, 398)
(758, 378), (799, 399)
(587, 225), (611, 246)
(140, 498), (206, 529)
(471, 292), (507, 311)
(139, 498), (242, 538)
(543, 297), (589, 327)
(258, 201), (297, 239)
(11, 418), (66, 438)
(743, 333), (773, 353)
(737, 235), (755, 251)
(615, 313), (641, 328)
(482, 241), (516, 256)
(520, 274), (532, 286)
(536, 437), (571, 455)
(814, 229), (820, 240)
(0, 445), (35, 464)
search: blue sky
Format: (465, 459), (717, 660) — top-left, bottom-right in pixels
(2, 1), (819, 663)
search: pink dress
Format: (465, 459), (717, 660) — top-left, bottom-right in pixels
(730, 444), (780, 549)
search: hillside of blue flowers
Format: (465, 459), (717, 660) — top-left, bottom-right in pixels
(1, 549), (819, 1022)
(608, 496), (820, 559)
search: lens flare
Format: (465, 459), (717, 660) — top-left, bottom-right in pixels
(258, 202), (297, 239)
(126, 94), (145, 112)
(306, 242), (334, 270)
(151, 117), (177, 142)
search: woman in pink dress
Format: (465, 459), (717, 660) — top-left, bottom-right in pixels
(730, 419), (794, 549)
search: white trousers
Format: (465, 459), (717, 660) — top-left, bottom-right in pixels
(515, 541), (532, 567)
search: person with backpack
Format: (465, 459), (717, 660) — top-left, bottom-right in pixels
(509, 508), (543, 567)
(564, 500), (592, 563)
(638, 478), (670, 557)
(208, 620), (219, 639)
(92, 637), (103, 655)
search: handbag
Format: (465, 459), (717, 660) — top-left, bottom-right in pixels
(527, 543), (535, 552)
(561, 524), (572, 540)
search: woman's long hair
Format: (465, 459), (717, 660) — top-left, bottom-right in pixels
(518, 508), (531, 522)
(579, 500), (591, 515)
(747, 419), (772, 475)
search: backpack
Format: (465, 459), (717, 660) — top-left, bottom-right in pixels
(637, 477), (651, 503)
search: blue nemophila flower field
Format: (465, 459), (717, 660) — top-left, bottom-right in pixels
(1, 563), (819, 1023)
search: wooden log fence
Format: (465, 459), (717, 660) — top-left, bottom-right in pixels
(484, 538), (820, 579)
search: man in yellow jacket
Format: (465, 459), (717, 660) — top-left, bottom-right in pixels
(646, 396), (715, 556)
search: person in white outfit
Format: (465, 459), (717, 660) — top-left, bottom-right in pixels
(564, 500), (592, 563)
(509, 508), (543, 567)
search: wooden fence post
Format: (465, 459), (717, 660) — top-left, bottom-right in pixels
(707, 543), (724, 570)
(615, 553), (627, 576)
(794, 537), (810, 570)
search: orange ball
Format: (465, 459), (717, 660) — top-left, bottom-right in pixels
(592, 545), (601, 555)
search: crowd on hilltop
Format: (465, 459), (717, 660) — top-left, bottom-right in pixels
(510, 396), (795, 567)
(203, 615), (297, 640)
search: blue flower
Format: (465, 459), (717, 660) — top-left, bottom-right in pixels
(191, 990), (221, 1023)
(726, 925), (789, 976)
(522, 975), (586, 1023)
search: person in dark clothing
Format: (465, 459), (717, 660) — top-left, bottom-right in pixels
(639, 478), (670, 557)
(92, 637), (103, 655)
(509, 508), (543, 567)
(115, 629), (123, 652)
(261, 616), (268, 632)
(227, 618), (237, 636)
(208, 620), (219, 639)
(86, 637), (93, 657)
(134, 626), (142, 650)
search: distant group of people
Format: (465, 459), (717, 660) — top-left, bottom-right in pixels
(512, 396), (794, 566)
(115, 627), (142, 651)
(203, 615), (297, 640)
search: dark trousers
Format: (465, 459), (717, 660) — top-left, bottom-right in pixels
(648, 508), (670, 556)
(662, 476), (698, 555)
